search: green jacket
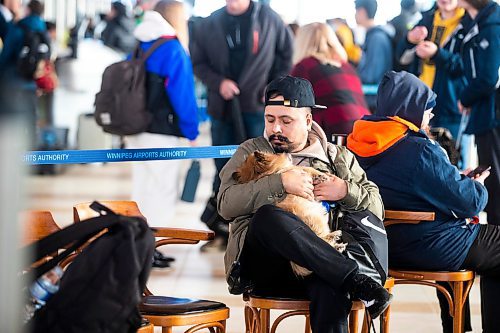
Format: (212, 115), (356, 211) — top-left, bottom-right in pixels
(219, 129), (383, 294)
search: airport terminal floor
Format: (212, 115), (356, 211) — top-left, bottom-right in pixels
(19, 40), (485, 333)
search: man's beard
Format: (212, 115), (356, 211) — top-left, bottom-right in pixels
(269, 134), (296, 153)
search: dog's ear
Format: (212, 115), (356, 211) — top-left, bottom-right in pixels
(254, 151), (266, 162)
(232, 171), (241, 182)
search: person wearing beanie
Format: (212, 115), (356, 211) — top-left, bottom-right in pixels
(348, 71), (500, 332)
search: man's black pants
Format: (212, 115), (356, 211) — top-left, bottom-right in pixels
(476, 126), (500, 225)
(240, 205), (359, 333)
(439, 224), (500, 333)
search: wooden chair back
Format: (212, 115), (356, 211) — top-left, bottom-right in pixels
(383, 210), (474, 333)
(20, 210), (61, 246)
(73, 200), (146, 223)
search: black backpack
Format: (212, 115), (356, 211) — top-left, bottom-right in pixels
(338, 210), (389, 285)
(17, 25), (50, 80)
(22, 201), (155, 333)
(94, 38), (170, 136)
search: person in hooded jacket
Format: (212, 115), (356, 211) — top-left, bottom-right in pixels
(125, 0), (199, 267)
(347, 71), (500, 332)
(457, 0), (500, 228)
(0, 0), (48, 147)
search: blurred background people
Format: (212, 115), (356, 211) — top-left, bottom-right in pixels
(388, 0), (422, 71)
(327, 17), (362, 65)
(354, 0), (393, 111)
(396, 0), (469, 166)
(291, 22), (369, 138)
(457, 0), (500, 230)
(101, 1), (136, 54)
(0, 0), (20, 42)
(0, 0), (49, 148)
(190, 0), (293, 251)
(125, 0), (199, 267)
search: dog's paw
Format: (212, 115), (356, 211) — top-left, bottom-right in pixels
(313, 174), (329, 183)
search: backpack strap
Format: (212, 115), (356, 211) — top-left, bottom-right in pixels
(140, 37), (175, 61)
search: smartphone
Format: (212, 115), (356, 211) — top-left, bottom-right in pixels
(466, 166), (491, 178)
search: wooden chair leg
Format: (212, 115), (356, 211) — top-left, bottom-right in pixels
(349, 308), (360, 333)
(221, 319), (227, 333)
(381, 287), (393, 333)
(452, 282), (465, 333)
(260, 308), (270, 333)
(361, 312), (371, 333)
(245, 306), (252, 333)
(305, 314), (311, 333)
(162, 327), (172, 333)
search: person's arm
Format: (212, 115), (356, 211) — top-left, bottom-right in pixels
(189, 20), (225, 92)
(413, 143), (488, 218)
(431, 46), (466, 78)
(460, 26), (500, 108)
(218, 144), (285, 220)
(0, 24), (22, 70)
(163, 42), (199, 140)
(336, 146), (384, 220)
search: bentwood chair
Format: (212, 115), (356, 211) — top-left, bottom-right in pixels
(384, 210), (475, 333)
(244, 278), (395, 333)
(73, 200), (230, 333)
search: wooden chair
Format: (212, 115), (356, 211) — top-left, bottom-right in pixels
(244, 278), (395, 333)
(20, 210), (61, 246)
(73, 200), (230, 333)
(384, 210), (475, 333)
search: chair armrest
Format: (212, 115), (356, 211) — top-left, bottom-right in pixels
(153, 227), (215, 241)
(384, 210), (435, 227)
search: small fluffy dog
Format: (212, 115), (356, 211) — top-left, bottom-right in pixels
(233, 151), (347, 276)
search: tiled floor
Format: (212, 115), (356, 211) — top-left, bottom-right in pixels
(24, 39), (484, 332)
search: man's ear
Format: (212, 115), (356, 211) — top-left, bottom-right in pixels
(306, 111), (313, 130)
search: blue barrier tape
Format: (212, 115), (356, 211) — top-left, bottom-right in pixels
(362, 84), (378, 96)
(23, 145), (239, 165)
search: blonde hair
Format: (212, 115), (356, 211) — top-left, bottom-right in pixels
(154, 0), (189, 51)
(293, 22), (348, 67)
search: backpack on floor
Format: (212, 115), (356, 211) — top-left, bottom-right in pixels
(22, 201), (155, 333)
(94, 38), (170, 136)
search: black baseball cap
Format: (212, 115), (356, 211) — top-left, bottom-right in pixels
(264, 75), (326, 109)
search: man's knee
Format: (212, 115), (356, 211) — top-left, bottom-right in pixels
(250, 205), (297, 235)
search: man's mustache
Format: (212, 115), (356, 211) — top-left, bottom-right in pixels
(269, 134), (290, 143)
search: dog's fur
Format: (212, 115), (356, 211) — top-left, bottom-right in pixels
(233, 151), (347, 276)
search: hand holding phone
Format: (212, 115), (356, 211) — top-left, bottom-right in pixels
(466, 166), (491, 178)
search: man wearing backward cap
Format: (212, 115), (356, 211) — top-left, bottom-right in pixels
(220, 75), (392, 332)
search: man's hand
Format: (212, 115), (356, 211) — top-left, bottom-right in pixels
(313, 174), (348, 201)
(416, 41), (438, 59)
(458, 100), (471, 115)
(408, 26), (428, 44)
(219, 79), (240, 100)
(281, 169), (314, 201)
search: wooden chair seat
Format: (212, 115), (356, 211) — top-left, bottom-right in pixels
(73, 201), (230, 333)
(384, 210), (475, 333)
(244, 278), (395, 333)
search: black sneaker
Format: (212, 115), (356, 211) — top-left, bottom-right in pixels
(154, 250), (175, 263)
(348, 273), (393, 319)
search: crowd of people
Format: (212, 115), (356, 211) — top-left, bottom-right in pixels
(1, 0), (499, 331)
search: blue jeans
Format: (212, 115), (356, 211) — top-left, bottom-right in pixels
(210, 111), (264, 193)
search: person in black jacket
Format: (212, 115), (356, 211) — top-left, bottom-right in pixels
(190, 0), (293, 251)
(101, 1), (136, 54)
